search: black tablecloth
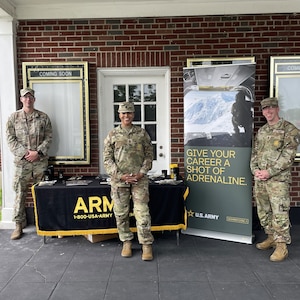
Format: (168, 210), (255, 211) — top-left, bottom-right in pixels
(32, 178), (188, 236)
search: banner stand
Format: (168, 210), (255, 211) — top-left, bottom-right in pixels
(183, 63), (256, 244)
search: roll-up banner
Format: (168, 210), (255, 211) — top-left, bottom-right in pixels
(182, 63), (255, 244)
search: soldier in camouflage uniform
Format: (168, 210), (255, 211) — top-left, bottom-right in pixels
(250, 97), (300, 262)
(103, 102), (154, 261)
(6, 87), (52, 240)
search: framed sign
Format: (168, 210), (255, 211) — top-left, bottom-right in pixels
(270, 56), (300, 161)
(22, 62), (90, 165)
(186, 56), (255, 67)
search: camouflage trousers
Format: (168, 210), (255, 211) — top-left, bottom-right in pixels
(111, 180), (154, 245)
(254, 180), (291, 244)
(12, 160), (48, 223)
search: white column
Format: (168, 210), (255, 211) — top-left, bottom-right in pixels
(0, 18), (18, 229)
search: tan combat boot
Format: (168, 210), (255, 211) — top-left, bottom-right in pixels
(142, 244), (153, 261)
(11, 223), (23, 240)
(270, 242), (288, 262)
(121, 241), (132, 257)
(256, 235), (276, 250)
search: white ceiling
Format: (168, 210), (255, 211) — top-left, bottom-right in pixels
(0, 0), (300, 20)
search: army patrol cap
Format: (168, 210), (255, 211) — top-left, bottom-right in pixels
(20, 87), (35, 97)
(261, 97), (278, 109)
(118, 102), (135, 113)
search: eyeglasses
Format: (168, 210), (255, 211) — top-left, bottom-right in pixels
(22, 95), (35, 100)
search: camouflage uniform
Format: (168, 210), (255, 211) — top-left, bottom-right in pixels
(103, 124), (154, 245)
(6, 109), (52, 223)
(250, 118), (300, 243)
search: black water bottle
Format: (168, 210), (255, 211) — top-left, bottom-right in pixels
(43, 170), (50, 181)
(48, 165), (54, 180)
(58, 170), (64, 182)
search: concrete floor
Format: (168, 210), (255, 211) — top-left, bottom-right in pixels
(1, 225), (300, 300)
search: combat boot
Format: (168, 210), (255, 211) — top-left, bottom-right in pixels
(142, 244), (153, 261)
(270, 242), (288, 262)
(256, 235), (276, 250)
(121, 241), (132, 257)
(11, 222), (23, 240)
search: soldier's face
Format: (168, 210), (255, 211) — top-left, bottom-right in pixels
(20, 93), (35, 108)
(262, 106), (280, 124)
(119, 112), (134, 126)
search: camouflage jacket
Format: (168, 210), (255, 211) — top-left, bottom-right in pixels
(103, 125), (153, 185)
(6, 109), (52, 164)
(250, 118), (300, 182)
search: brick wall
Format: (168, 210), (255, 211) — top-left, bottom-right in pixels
(16, 13), (300, 207)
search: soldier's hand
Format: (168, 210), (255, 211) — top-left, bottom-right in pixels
(255, 170), (270, 181)
(122, 173), (144, 184)
(24, 150), (40, 162)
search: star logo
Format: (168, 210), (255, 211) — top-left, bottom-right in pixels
(187, 210), (195, 217)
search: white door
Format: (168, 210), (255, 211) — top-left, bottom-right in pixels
(98, 67), (170, 175)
